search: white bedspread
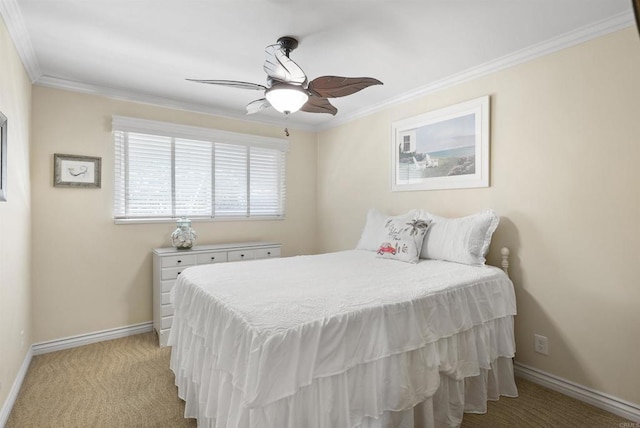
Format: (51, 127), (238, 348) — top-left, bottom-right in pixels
(169, 250), (517, 428)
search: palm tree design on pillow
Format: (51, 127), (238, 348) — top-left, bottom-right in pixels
(405, 219), (430, 237)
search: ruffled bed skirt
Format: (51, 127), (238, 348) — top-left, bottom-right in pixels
(358, 357), (517, 428)
(170, 315), (517, 428)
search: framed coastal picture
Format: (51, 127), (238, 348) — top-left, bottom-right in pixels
(53, 153), (102, 188)
(0, 111), (7, 201)
(391, 96), (490, 191)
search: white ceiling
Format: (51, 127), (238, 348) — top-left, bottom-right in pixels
(3, 0), (634, 130)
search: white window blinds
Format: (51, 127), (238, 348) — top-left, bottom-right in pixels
(113, 116), (288, 221)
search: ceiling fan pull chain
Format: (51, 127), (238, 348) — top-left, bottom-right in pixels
(284, 112), (290, 137)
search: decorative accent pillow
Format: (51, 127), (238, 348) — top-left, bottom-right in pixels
(376, 218), (431, 263)
(418, 209), (499, 266)
(356, 208), (419, 251)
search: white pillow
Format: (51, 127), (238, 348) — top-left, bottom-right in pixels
(419, 209), (499, 266)
(376, 218), (431, 263)
(356, 209), (419, 251)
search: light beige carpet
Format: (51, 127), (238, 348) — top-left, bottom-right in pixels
(7, 332), (632, 427)
(8, 332), (196, 428)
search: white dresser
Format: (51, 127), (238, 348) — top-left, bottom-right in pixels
(152, 241), (281, 347)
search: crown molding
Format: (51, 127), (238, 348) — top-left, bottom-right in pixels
(3, 1), (633, 133)
(0, 0), (41, 82)
(318, 10), (635, 131)
(35, 75), (318, 132)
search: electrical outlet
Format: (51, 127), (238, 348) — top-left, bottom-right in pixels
(534, 334), (548, 355)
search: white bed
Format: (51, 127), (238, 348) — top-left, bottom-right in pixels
(169, 249), (517, 428)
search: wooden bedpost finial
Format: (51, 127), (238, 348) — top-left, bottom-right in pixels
(501, 247), (510, 275)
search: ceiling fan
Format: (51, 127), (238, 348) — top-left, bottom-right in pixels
(187, 36), (383, 116)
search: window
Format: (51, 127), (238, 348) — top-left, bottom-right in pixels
(403, 135), (411, 152)
(112, 116), (288, 222)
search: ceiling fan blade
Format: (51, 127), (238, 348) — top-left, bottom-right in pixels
(186, 79), (266, 91)
(264, 44), (307, 85)
(300, 95), (337, 116)
(246, 98), (271, 115)
(308, 76), (382, 98)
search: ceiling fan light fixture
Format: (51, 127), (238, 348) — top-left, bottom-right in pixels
(188, 36), (382, 117)
(265, 85), (309, 114)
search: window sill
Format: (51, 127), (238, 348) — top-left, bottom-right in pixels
(114, 216), (285, 225)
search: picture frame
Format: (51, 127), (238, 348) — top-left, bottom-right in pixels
(0, 111), (6, 201)
(391, 96), (490, 192)
(634, 0), (640, 37)
(53, 153), (102, 188)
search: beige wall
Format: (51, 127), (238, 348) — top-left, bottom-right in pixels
(4, 19), (638, 414)
(317, 28), (640, 404)
(0, 18), (32, 412)
(30, 86), (318, 342)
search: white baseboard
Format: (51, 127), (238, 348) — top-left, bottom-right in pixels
(32, 321), (153, 356)
(514, 362), (640, 422)
(0, 346), (32, 428)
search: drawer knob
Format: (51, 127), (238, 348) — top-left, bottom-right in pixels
(240, 254), (244, 257)
(267, 252), (271, 255)
(177, 260), (182, 264)
(211, 256), (215, 260)
(177, 271), (182, 275)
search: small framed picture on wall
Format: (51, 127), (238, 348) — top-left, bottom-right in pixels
(53, 153), (102, 188)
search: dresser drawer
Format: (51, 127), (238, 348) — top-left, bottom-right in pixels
(161, 280), (175, 293)
(228, 249), (255, 262)
(161, 267), (188, 280)
(161, 316), (173, 330)
(161, 304), (173, 317)
(161, 291), (171, 305)
(255, 247), (280, 259)
(161, 254), (196, 268)
(197, 252), (228, 264)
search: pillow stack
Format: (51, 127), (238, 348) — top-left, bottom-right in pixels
(356, 208), (499, 266)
